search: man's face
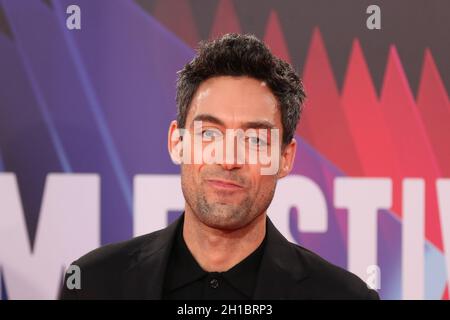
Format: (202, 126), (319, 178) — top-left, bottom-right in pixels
(169, 76), (296, 230)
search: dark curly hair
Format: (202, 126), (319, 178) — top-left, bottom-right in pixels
(176, 33), (306, 146)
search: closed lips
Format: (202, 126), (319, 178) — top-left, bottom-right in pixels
(206, 179), (243, 188)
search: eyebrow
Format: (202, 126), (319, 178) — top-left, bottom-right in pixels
(191, 113), (276, 130)
(191, 114), (225, 127)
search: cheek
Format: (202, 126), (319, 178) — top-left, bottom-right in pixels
(181, 164), (202, 183)
(181, 165), (193, 185)
(250, 170), (277, 195)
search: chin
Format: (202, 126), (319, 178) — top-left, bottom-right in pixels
(198, 207), (252, 231)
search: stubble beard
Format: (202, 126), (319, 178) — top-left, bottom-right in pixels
(181, 177), (256, 231)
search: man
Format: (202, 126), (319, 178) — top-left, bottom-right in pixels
(60, 33), (379, 300)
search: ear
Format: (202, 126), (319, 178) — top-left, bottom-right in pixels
(277, 138), (297, 179)
(167, 120), (183, 165)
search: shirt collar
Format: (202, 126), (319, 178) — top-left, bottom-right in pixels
(164, 217), (267, 298)
(220, 233), (266, 298)
(163, 221), (208, 292)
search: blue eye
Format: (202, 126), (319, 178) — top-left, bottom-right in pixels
(248, 136), (267, 147)
(202, 129), (222, 139)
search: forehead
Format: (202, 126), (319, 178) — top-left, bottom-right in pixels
(186, 76), (281, 127)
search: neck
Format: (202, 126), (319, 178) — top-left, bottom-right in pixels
(182, 207), (266, 272)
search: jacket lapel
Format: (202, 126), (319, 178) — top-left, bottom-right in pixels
(253, 217), (309, 299)
(122, 214), (309, 299)
(122, 215), (183, 299)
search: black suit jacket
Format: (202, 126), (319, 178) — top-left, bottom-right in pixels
(60, 214), (379, 299)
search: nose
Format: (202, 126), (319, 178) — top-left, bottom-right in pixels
(220, 136), (245, 171)
(220, 161), (243, 171)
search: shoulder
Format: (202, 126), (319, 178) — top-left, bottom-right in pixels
(60, 229), (166, 299)
(289, 242), (379, 300)
(71, 229), (164, 272)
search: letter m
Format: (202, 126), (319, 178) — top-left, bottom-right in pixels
(0, 173), (100, 299)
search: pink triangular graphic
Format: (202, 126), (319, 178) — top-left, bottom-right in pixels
(153, 0), (200, 48)
(298, 27), (363, 176)
(263, 10), (292, 63)
(209, 0), (242, 40)
(380, 46), (443, 250)
(416, 49), (450, 177)
(341, 39), (400, 179)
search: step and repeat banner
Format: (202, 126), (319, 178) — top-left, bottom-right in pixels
(0, 0), (449, 299)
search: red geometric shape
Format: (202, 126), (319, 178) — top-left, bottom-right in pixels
(263, 10), (292, 63)
(380, 46), (443, 249)
(442, 284), (449, 300)
(153, 0), (199, 48)
(417, 49), (450, 177)
(209, 0), (242, 40)
(298, 27), (362, 176)
(341, 39), (400, 179)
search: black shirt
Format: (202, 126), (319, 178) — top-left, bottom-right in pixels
(162, 221), (266, 300)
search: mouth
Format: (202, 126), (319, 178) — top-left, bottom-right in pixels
(205, 179), (244, 191)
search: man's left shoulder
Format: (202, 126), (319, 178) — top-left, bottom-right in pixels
(289, 242), (380, 300)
